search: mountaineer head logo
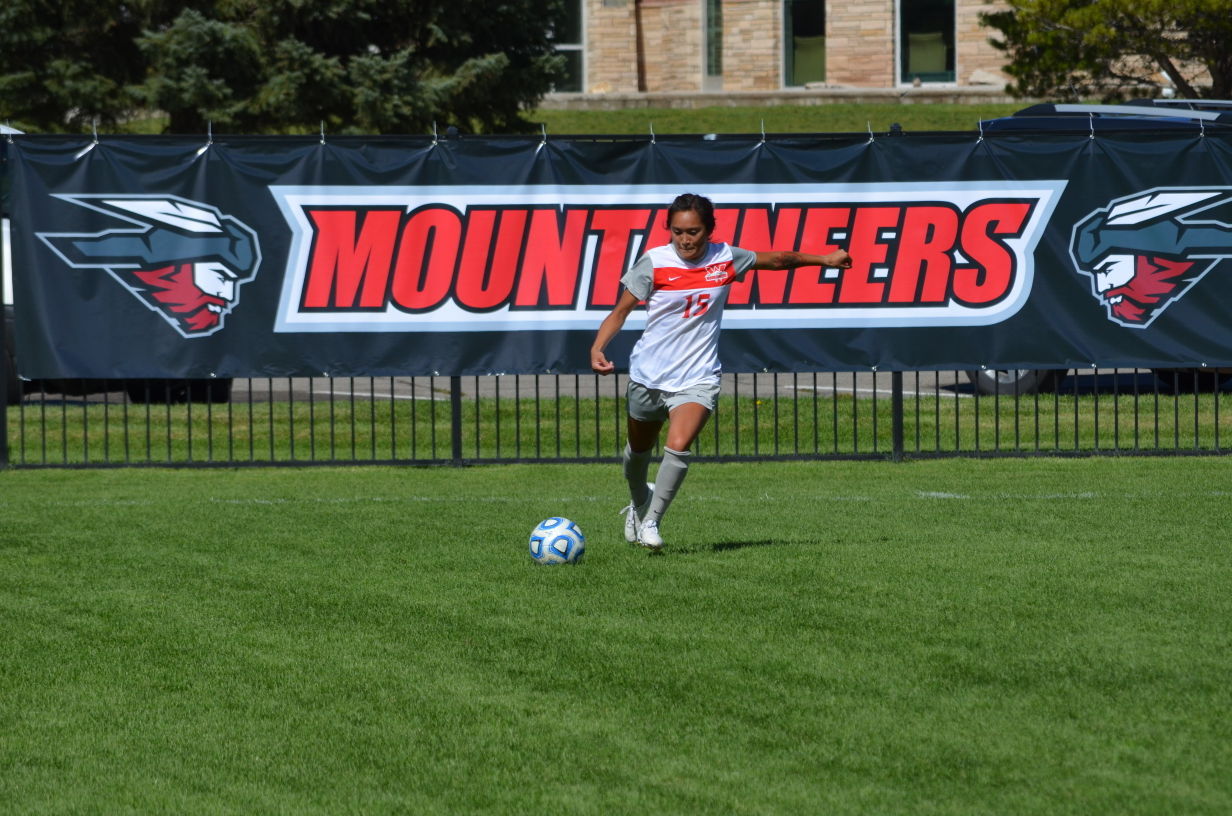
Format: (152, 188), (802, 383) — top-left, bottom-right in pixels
(1069, 188), (1232, 328)
(37, 195), (261, 338)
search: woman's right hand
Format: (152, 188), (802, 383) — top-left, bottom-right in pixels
(591, 348), (614, 375)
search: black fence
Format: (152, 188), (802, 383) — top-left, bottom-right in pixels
(2, 368), (1228, 468)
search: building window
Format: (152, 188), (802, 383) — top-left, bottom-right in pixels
(552, 0), (584, 92)
(705, 0), (723, 89)
(899, 0), (954, 84)
(784, 0), (825, 86)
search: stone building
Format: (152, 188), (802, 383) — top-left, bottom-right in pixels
(552, 0), (1010, 96)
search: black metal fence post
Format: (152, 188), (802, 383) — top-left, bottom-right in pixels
(1, 219), (8, 469)
(450, 375), (464, 464)
(891, 371), (904, 462)
(0, 337), (8, 469)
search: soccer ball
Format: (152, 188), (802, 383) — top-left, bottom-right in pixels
(529, 517), (585, 565)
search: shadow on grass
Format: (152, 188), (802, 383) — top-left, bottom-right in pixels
(656, 539), (786, 555)
(711, 539), (785, 553)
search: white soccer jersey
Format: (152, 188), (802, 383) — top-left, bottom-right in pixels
(622, 242), (758, 391)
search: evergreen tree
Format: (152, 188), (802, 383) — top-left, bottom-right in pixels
(0, 0), (566, 133)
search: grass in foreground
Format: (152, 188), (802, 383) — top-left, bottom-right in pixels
(1, 458), (1230, 814)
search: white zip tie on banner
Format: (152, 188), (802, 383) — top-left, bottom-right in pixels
(74, 119), (100, 160)
(977, 118), (984, 143)
(760, 119), (766, 144)
(320, 121), (327, 145)
(649, 122), (656, 144)
(1089, 112), (1095, 140)
(196, 121), (213, 157)
(536, 122), (548, 153)
(432, 121), (439, 147)
(867, 121), (875, 143)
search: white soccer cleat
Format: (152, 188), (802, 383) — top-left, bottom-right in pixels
(621, 483), (654, 544)
(621, 503), (639, 543)
(638, 518), (664, 551)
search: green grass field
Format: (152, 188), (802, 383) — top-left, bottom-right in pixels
(2, 458), (1230, 814)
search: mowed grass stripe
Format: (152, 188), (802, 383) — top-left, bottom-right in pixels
(3, 484), (1230, 511)
(1, 458), (1229, 814)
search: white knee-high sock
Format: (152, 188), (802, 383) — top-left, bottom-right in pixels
(646, 447), (690, 523)
(623, 443), (653, 508)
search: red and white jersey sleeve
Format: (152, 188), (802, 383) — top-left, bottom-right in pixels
(621, 242), (757, 391)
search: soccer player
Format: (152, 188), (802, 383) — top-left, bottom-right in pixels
(590, 193), (852, 550)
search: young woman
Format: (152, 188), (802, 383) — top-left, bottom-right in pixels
(590, 193), (853, 550)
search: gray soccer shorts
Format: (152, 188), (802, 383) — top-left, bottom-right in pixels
(626, 379), (720, 422)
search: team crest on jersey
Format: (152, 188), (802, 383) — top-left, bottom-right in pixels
(37, 195), (261, 338)
(1069, 188), (1232, 328)
(704, 264), (730, 282)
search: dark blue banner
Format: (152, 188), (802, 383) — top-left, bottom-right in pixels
(6, 131), (1232, 378)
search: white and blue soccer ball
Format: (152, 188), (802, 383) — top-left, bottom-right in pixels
(529, 517), (585, 565)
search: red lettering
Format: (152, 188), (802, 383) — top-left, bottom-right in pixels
(515, 208), (589, 308)
(888, 206), (959, 304)
(589, 208), (652, 306)
(293, 197), (1043, 318)
(712, 207), (739, 245)
(454, 209), (502, 310)
(788, 207), (849, 305)
(302, 208), (401, 309)
(953, 202), (1031, 305)
(490, 210), (528, 306)
(646, 208), (671, 250)
(729, 207), (802, 306)
(839, 207), (899, 304)
(390, 205), (462, 311)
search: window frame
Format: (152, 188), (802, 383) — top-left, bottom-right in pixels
(895, 0), (957, 87)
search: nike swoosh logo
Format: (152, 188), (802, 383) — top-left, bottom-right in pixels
(668, 275), (682, 281)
